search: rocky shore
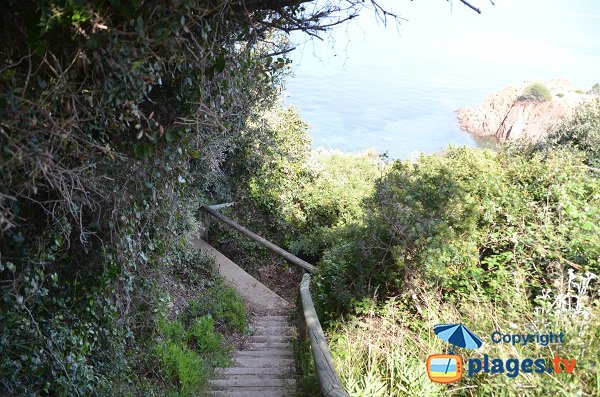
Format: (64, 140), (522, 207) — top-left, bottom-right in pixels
(457, 79), (598, 142)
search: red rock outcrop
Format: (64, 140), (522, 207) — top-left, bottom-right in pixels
(457, 79), (597, 143)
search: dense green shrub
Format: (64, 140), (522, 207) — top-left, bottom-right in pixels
(239, 106), (384, 256)
(316, 147), (599, 313)
(155, 314), (231, 396)
(212, 106), (385, 282)
(188, 316), (229, 365)
(156, 342), (208, 395)
(517, 82), (552, 102)
(541, 99), (600, 168)
(311, 146), (599, 395)
(185, 281), (248, 333)
(0, 1), (288, 394)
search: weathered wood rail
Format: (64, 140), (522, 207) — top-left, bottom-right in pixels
(201, 204), (350, 397)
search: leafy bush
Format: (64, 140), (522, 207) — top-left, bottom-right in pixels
(239, 107), (385, 257)
(156, 342), (208, 395)
(542, 99), (600, 168)
(302, 146), (599, 396)
(213, 107), (384, 285)
(188, 316), (229, 367)
(185, 282), (248, 333)
(1, 0), (287, 394)
(517, 83), (552, 102)
(589, 83), (600, 95)
(155, 280), (245, 396)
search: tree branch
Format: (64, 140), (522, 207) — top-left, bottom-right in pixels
(457, 0), (481, 14)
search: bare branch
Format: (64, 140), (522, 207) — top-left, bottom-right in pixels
(457, 0), (481, 14)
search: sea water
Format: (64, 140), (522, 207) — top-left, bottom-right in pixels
(285, 0), (600, 159)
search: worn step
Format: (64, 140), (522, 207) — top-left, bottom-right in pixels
(247, 335), (291, 343)
(252, 319), (290, 326)
(234, 350), (292, 358)
(233, 357), (295, 368)
(208, 389), (293, 397)
(246, 342), (290, 350)
(210, 377), (296, 388)
(212, 373), (297, 381)
(216, 367), (293, 376)
(252, 321), (290, 329)
(251, 326), (294, 336)
(252, 315), (289, 322)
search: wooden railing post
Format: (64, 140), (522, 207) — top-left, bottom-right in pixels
(300, 274), (350, 397)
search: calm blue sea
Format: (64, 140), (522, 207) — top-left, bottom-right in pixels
(284, 0), (600, 159)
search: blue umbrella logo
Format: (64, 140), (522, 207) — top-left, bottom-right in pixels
(427, 324), (482, 383)
(434, 323), (483, 353)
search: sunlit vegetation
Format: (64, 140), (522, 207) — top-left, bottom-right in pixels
(539, 99), (600, 168)
(518, 82), (553, 102)
(2, 1), (597, 396)
(229, 101), (600, 396)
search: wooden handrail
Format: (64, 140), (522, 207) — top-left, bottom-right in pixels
(300, 274), (351, 397)
(200, 204), (317, 273)
(200, 204), (349, 396)
(208, 202), (235, 210)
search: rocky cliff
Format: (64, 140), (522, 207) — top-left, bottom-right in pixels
(457, 79), (598, 142)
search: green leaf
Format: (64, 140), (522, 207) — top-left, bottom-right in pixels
(582, 221), (594, 231)
(190, 149), (200, 159)
(215, 54), (226, 73)
(131, 60), (144, 70)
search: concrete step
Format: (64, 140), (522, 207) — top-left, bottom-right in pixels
(251, 316), (290, 325)
(252, 315), (289, 322)
(212, 373), (297, 381)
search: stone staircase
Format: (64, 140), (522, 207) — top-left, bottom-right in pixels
(192, 239), (297, 397)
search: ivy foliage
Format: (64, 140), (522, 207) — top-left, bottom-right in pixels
(0, 1), (291, 395)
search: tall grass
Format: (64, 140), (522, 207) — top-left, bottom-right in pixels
(328, 269), (599, 397)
